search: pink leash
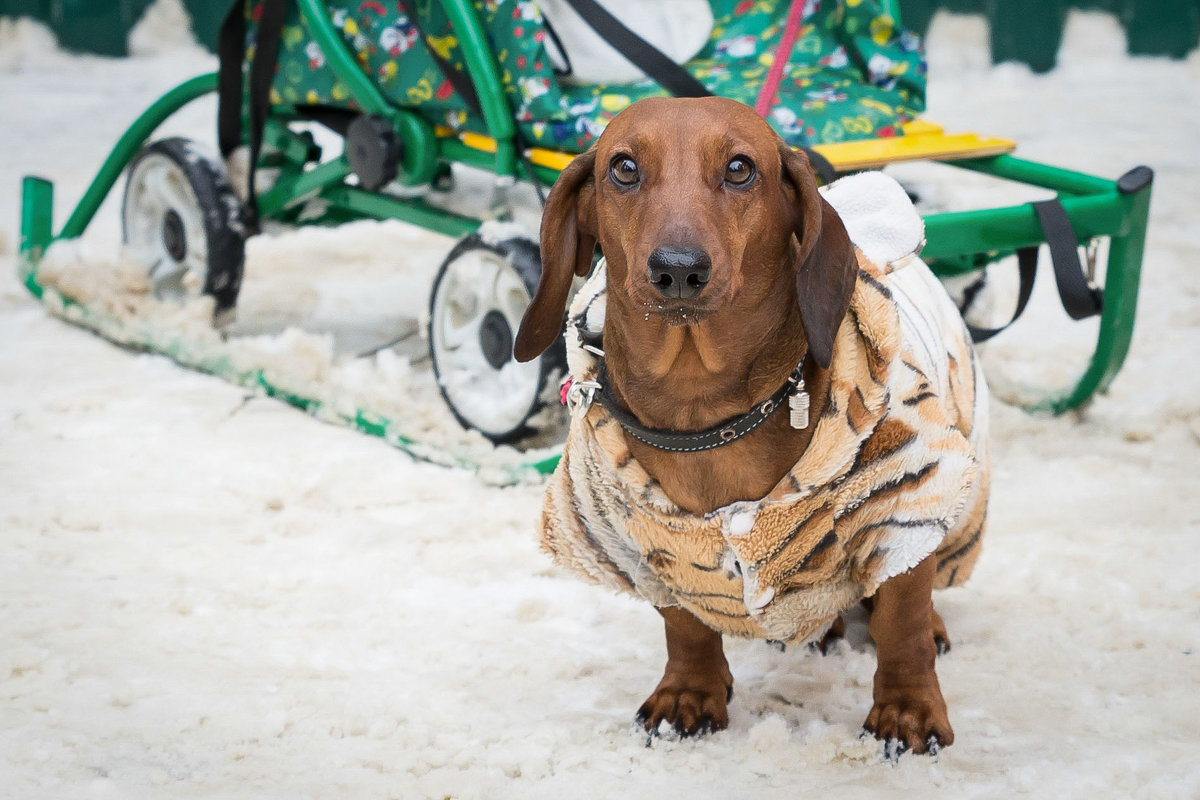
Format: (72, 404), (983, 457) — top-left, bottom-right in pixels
(754, 0), (807, 118)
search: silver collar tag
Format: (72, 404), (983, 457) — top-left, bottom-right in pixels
(788, 378), (810, 430)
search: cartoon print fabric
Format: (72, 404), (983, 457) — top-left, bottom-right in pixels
(250, 0), (925, 151)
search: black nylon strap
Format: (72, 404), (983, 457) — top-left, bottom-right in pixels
(1032, 198), (1104, 320)
(965, 246), (1036, 343)
(216, 0), (286, 231)
(245, 0), (286, 230)
(965, 197), (1103, 343)
(216, 0), (246, 159)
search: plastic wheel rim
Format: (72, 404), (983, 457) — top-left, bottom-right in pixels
(431, 246), (544, 439)
(123, 153), (209, 303)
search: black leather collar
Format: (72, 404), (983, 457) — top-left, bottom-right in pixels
(590, 357), (806, 454)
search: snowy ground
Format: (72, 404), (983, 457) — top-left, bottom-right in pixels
(1, 8), (1199, 799)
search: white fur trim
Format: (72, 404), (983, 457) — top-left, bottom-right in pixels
(820, 171), (925, 269)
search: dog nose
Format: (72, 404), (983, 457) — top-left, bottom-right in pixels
(647, 246), (711, 299)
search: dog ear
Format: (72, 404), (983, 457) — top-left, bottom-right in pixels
(514, 148), (598, 363)
(778, 143), (858, 370)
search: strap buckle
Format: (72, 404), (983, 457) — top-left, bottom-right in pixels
(564, 378), (602, 417)
(1084, 237), (1101, 287)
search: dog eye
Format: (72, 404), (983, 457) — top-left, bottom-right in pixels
(725, 157), (756, 187)
(608, 156), (640, 188)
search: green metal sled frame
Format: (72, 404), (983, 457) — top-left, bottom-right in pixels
(17, 0), (1153, 480)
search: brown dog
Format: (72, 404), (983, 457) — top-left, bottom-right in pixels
(515, 97), (988, 755)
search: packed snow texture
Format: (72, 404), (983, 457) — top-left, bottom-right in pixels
(1, 5), (1198, 798)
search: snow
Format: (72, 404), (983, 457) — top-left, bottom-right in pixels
(1, 6), (1199, 799)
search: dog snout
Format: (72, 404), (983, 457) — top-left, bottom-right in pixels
(647, 246), (712, 299)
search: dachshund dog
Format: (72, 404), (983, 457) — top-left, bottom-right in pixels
(515, 97), (989, 755)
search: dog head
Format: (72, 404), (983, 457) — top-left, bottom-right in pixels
(515, 96), (857, 368)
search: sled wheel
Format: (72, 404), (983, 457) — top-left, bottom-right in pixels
(429, 233), (566, 444)
(121, 137), (245, 322)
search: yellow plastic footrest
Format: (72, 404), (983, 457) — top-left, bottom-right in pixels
(812, 123), (1016, 171)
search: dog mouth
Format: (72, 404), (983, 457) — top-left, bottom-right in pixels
(640, 300), (714, 326)
(631, 279), (724, 326)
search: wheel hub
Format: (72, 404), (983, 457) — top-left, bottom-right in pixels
(479, 309), (513, 370)
(162, 209), (187, 262)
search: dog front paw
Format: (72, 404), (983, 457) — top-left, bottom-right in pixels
(637, 675), (733, 738)
(862, 688), (954, 756)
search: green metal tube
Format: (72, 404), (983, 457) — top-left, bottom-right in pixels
(322, 186), (481, 239)
(392, 109), (439, 185)
(955, 154), (1116, 197)
(438, 137), (504, 172)
(922, 193), (1125, 260)
(255, 155), (354, 216)
(440, 0), (518, 175)
(922, 165), (1153, 414)
(1036, 178), (1152, 413)
(263, 119), (320, 166)
(19, 176), (54, 297)
(20, 176), (53, 257)
(58, 72), (218, 239)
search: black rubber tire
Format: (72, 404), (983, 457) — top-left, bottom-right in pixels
(121, 137), (245, 319)
(428, 233), (567, 445)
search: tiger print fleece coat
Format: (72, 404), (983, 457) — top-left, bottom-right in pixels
(540, 251), (989, 646)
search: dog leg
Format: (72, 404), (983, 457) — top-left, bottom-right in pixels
(637, 606), (734, 737)
(870, 598), (950, 654)
(863, 554), (954, 755)
(816, 607), (944, 657)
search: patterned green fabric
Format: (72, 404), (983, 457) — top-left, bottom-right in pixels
(262, 0), (925, 154)
(266, 1), (571, 123)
